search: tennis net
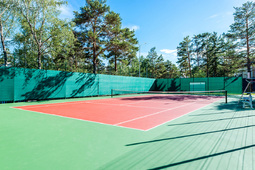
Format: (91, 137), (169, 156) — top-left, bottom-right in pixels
(111, 89), (228, 103)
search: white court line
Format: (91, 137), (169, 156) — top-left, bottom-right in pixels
(13, 98), (151, 109)
(84, 101), (169, 110)
(91, 103), (165, 110)
(12, 98), (224, 131)
(13, 100), (91, 108)
(13, 107), (145, 131)
(13, 98), (166, 110)
(13, 95), (222, 109)
(114, 102), (196, 126)
(86, 99), (152, 106)
(143, 98), (224, 131)
(13, 100), (167, 111)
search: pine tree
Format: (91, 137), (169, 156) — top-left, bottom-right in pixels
(177, 36), (193, 77)
(74, 0), (110, 74)
(163, 60), (179, 78)
(105, 12), (138, 72)
(146, 47), (158, 77)
(228, 1), (255, 77)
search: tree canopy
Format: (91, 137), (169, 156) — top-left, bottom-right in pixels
(0, 0), (253, 79)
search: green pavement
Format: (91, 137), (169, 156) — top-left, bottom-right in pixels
(1, 96), (254, 170)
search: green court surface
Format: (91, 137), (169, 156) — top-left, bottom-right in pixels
(1, 96), (254, 170)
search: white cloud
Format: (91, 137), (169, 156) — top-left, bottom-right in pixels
(160, 49), (177, 54)
(139, 52), (148, 57)
(208, 14), (219, 19)
(58, 4), (74, 19)
(161, 53), (178, 64)
(159, 49), (178, 64)
(206, 12), (232, 21)
(226, 11), (233, 16)
(126, 25), (140, 31)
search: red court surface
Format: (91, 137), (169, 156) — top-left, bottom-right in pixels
(13, 94), (223, 130)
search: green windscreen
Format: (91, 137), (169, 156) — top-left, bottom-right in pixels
(155, 77), (242, 94)
(0, 67), (14, 101)
(98, 74), (155, 95)
(190, 82), (205, 91)
(0, 67), (242, 102)
(0, 67), (155, 102)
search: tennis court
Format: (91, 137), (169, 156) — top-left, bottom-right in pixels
(0, 69), (253, 170)
(2, 90), (255, 170)
(13, 91), (225, 131)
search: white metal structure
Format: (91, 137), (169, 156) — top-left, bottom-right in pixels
(239, 78), (255, 108)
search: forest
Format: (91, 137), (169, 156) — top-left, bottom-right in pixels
(0, 0), (254, 78)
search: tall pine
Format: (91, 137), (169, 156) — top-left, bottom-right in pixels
(74, 0), (110, 74)
(177, 36), (193, 77)
(228, 1), (255, 77)
(105, 12), (138, 72)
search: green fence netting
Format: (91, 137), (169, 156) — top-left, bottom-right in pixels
(0, 67), (155, 102)
(0, 67), (15, 101)
(154, 77), (242, 94)
(98, 74), (155, 96)
(0, 67), (242, 102)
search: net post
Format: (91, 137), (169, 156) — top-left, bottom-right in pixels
(111, 89), (113, 98)
(225, 90), (227, 103)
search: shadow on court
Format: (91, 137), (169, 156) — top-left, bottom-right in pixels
(166, 114), (255, 126)
(100, 93), (255, 170)
(101, 110), (255, 169)
(148, 144), (255, 169)
(119, 95), (222, 102)
(101, 123), (255, 170)
(216, 99), (253, 111)
(125, 124), (255, 146)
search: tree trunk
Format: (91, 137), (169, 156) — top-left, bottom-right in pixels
(246, 17), (251, 76)
(38, 51), (42, 69)
(93, 46), (97, 74)
(92, 24), (97, 74)
(75, 57), (78, 72)
(196, 44), (200, 67)
(93, 57), (97, 74)
(114, 55), (117, 72)
(37, 43), (42, 69)
(206, 55), (209, 77)
(0, 20), (8, 66)
(187, 50), (191, 78)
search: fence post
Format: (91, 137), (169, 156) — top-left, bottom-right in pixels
(207, 77), (209, 91)
(97, 74), (100, 96)
(13, 67), (15, 102)
(223, 71), (225, 90)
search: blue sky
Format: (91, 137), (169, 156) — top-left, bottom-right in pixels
(60, 0), (252, 64)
